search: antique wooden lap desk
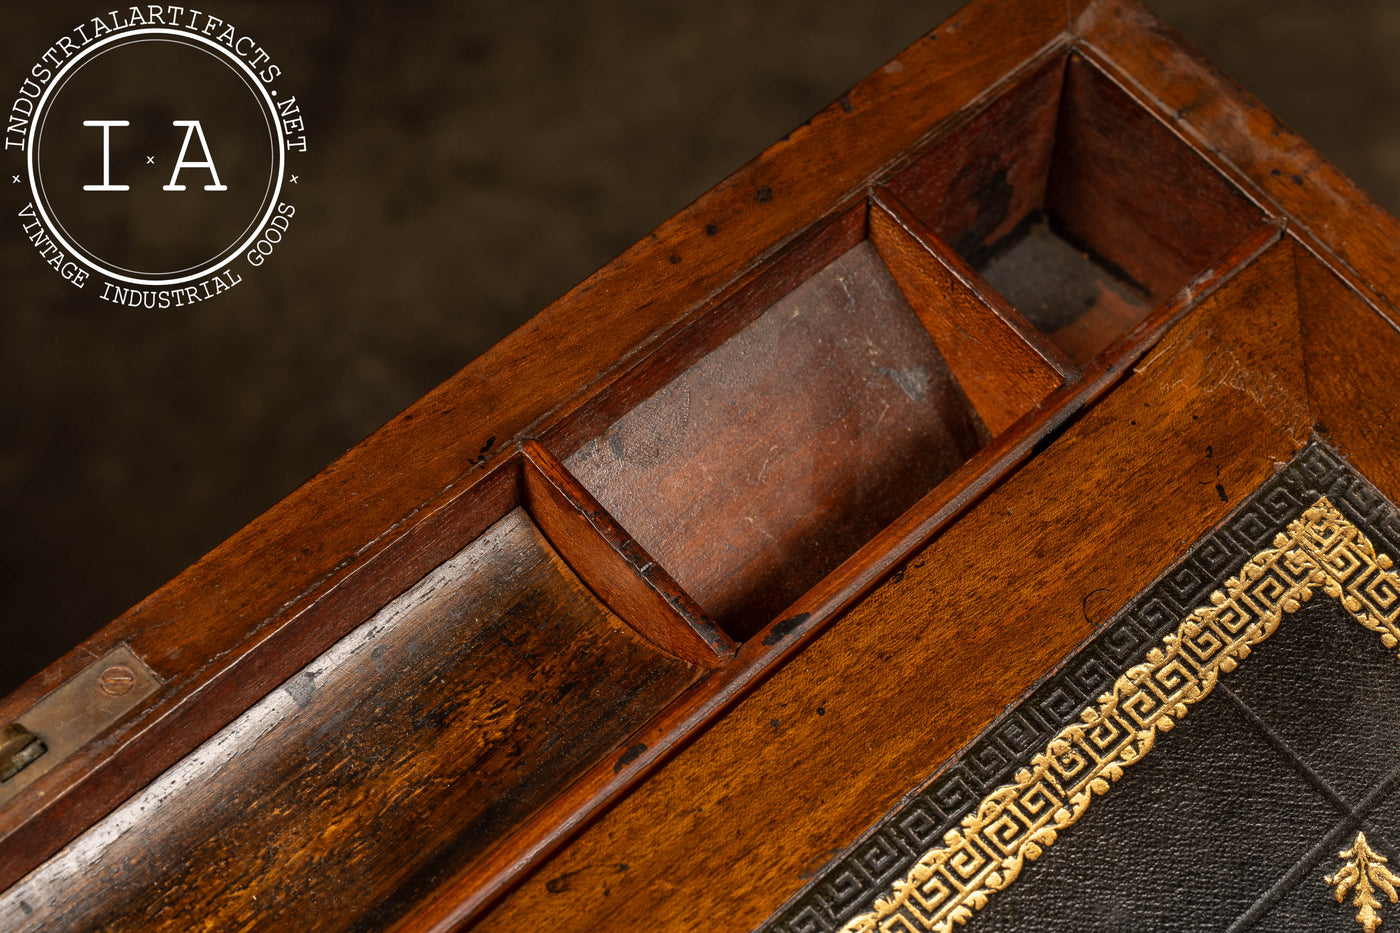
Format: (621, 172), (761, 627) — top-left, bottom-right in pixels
(4, 0), (1400, 930)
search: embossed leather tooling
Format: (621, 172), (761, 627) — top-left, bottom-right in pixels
(766, 442), (1400, 933)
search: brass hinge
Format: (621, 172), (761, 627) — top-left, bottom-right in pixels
(0, 723), (45, 782)
(0, 645), (159, 804)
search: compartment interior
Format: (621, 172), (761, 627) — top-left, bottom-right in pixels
(566, 239), (989, 642)
(887, 53), (1270, 365)
(32, 506), (701, 930)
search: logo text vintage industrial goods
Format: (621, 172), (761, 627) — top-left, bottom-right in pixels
(6, 6), (307, 306)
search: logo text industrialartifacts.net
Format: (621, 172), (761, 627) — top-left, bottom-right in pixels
(6, 6), (307, 306)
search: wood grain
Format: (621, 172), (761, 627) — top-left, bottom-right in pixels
(0, 0), (1074, 889)
(886, 55), (1066, 263)
(1296, 240), (1400, 502)
(416, 211), (1279, 933)
(565, 241), (987, 641)
(540, 200), (869, 466)
(1046, 54), (1267, 303)
(869, 188), (1067, 434)
(521, 440), (733, 667)
(884, 45), (1269, 369)
(1071, 0), (1400, 324)
(0, 509), (697, 932)
(11, 1), (1400, 930)
(474, 240), (1310, 932)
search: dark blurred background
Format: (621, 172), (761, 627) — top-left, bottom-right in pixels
(2, 0), (1397, 695)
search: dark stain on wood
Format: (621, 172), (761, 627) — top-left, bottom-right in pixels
(761, 613), (811, 647)
(566, 241), (986, 641)
(889, 51), (1268, 366)
(614, 742), (647, 773)
(16, 1), (1400, 929)
(3, 509), (695, 932)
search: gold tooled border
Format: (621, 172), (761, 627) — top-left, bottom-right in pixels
(843, 497), (1400, 933)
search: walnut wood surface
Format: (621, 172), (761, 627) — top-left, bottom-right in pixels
(1071, 0), (1400, 326)
(0, 0), (1073, 894)
(868, 189), (1067, 434)
(1297, 247), (1400, 503)
(887, 46), (1269, 365)
(565, 241), (986, 641)
(521, 441), (733, 667)
(887, 55), (1066, 264)
(475, 239), (1311, 932)
(0, 509), (697, 932)
(4, 0), (1400, 930)
(1045, 54), (1265, 302)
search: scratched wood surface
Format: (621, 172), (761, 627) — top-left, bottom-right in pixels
(0, 509), (696, 932)
(0, 0), (1073, 890)
(566, 241), (987, 642)
(474, 238), (1313, 931)
(5, 0), (1400, 930)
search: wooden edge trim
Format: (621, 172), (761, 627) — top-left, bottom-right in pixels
(1070, 0), (1400, 329)
(385, 227), (1279, 933)
(1289, 228), (1400, 343)
(391, 60), (1298, 933)
(1065, 41), (1281, 227)
(386, 410), (1095, 933)
(1079, 221), (1284, 398)
(0, 0), (1094, 917)
(0, 1), (1073, 896)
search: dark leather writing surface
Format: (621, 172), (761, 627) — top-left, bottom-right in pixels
(766, 440), (1400, 932)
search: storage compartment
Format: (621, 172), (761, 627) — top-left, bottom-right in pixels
(6, 506), (700, 931)
(887, 53), (1270, 364)
(565, 239), (994, 642)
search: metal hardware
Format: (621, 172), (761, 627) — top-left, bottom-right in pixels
(0, 723), (45, 782)
(0, 645), (159, 804)
(98, 665), (136, 697)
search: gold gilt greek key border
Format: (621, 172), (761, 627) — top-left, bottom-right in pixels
(843, 497), (1400, 933)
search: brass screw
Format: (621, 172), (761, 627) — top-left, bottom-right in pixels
(98, 665), (135, 697)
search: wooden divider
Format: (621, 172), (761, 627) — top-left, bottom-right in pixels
(869, 187), (1069, 435)
(522, 440), (735, 668)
